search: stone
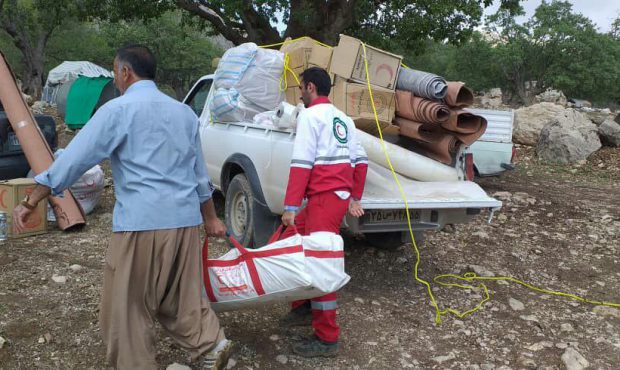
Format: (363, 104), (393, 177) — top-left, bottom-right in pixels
(354, 297), (365, 304)
(592, 305), (620, 319)
(586, 110), (613, 126)
(561, 347), (589, 370)
(535, 89), (567, 106)
(478, 88), (505, 109)
(492, 192), (512, 201)
(536, 109), (601, 164)
(275, 355), (288, 365)
(69, 264), (83, 272)
(561, 323), (574, 332)
(526, 341), (553, 351)
(44, 333), (52, 343)
(166, 363), (191, 370)
(51, 275), (67, 284)
(508, 298), (525, 311)
(519, 315), (539, 323)
(0, 336), (6, 349)
(432, 352), (456, 364)
(513, 102), (566, 145)
(226, 358), (237, 369)
(480, 364), (495, 370)
(396, 257), (408, 264)
(269, 334), (280, 341)
(31, 101), (49, 114)
(598, 119), (620, 147)
(38, 337), (45, 344)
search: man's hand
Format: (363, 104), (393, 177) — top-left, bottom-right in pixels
(13, 204), (34, 233)
(349, 200), (364, 218)
(204, 217), (226, 237)
(282, 211), (296, 226)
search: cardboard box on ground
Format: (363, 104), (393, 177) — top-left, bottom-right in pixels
(0, 178), (47, 238)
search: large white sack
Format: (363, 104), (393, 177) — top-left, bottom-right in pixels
(210, 88), (263, 122)
(214, 43), (258, 90)
(237, 47), (285, 110)
(204, 231), (349, 312)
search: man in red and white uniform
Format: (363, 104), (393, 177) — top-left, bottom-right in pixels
(279, 67), (368, 357)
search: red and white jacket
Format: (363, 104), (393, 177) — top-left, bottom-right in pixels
(284, 97), (368, 208)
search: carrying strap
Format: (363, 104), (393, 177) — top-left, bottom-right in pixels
(267, 224), (299, 244)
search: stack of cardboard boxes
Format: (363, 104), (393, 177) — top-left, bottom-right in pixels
(281, 35), (403, 136)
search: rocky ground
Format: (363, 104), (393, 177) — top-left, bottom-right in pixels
(1, 124), (619, 369)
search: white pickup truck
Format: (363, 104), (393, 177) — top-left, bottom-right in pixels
(183, 75), (502, 249)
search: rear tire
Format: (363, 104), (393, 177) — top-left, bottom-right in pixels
(225, 174), (254, 248)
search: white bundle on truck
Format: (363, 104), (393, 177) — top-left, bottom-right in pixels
(211, 43), (285, 122)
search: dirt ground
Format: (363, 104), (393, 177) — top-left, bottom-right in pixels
(1, 121), (619, 369)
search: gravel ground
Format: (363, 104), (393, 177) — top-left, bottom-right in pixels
(1, 118), (619, 369)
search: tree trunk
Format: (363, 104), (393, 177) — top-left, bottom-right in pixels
(21, 52), (45, 100)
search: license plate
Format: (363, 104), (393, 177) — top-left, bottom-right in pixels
(364, 209), (418, 224)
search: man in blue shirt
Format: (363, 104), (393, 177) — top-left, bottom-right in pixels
(13, 45), (233, 369)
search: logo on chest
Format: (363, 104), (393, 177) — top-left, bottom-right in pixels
(332, 117), (348, 144)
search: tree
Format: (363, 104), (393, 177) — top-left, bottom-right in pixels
(85, 0), (522, 53)
(0, 0), (75, 98)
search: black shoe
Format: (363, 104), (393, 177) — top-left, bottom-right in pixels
(292, 336), (340, 358)
(279, 304), (312, 327)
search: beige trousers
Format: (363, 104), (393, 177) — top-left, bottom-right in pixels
(100, 226), (224, 369)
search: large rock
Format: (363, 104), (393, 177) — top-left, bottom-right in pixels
(513, 102), (566, 145)
(536, 109), (601, 164)
(599, 119), (620, 147)
(535, 89), (567, 106)
(585, 108), (613, 126)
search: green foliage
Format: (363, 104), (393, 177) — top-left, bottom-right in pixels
(409, 0), (620, 106)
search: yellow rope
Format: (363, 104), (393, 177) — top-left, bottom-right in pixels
(359, 42), (620, 324)
(279, 53), (300, 91)
(260, 36), (333, 50)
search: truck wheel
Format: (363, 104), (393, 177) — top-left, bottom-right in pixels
(365, 231), (425, 250)
(225, 174), (254, 248)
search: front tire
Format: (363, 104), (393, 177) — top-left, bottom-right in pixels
(225, 174), (255, 248)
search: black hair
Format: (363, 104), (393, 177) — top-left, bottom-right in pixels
(116, 44), (156, 80)
(300, 67), (331, 96)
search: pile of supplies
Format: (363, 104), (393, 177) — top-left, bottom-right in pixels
(211, 34), (487, 164)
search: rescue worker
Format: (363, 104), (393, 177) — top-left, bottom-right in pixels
(279, 67), (368, 357)
(13, 45), (233, 369)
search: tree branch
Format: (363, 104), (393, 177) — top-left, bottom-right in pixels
(175, 0), (248, 45)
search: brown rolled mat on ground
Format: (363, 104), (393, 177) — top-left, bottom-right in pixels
(444, 81), (474, 108)
(0, 52), (86, 230)
(395, 90), (450, 124)
(394, 117), (460, 165)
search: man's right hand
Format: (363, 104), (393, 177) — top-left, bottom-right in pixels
(204, 217), (226, 237)
(281, 211), (296, 226)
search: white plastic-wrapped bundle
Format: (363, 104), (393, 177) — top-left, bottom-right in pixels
(214, 43), (258, 90)
(237, 47), (285, 110)
(210, 88), (263, 122)
(211, 43), (285, 122)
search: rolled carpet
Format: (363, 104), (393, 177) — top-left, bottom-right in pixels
(396, 68), (448, 100)
(395, 90), (450, 124)
(394, 117), (460, 165)
(444, 81), (474, 108)
(441, 110), (482, 134)
(441, 111), (488, 145)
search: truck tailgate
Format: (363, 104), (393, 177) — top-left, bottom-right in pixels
(361, 162), (502, 210)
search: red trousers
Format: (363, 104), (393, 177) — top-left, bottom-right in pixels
(281, 191), (349, 343)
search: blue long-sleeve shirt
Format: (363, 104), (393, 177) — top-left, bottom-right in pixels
(35, 80), (213, 232)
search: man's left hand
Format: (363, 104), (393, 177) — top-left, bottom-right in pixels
(204, 217), (227, 237)
(13, 204), (34, 233)
(282, 211), (296, 226)
(349, 200), (364, 218)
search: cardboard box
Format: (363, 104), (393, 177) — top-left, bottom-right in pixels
(281, 38), (333, 87)
(353, 118), (400, 137)
(284, 86), (335, 106)
(332, 76), (396, 121)
(0, 178), (48, 238)
(330, 34), (402, 90)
